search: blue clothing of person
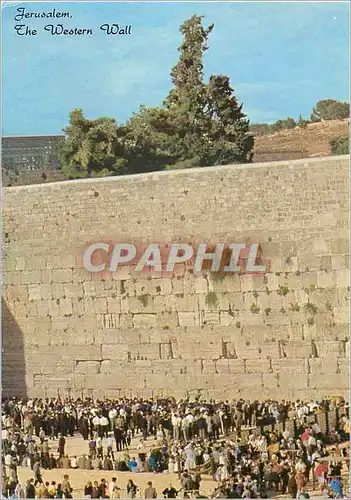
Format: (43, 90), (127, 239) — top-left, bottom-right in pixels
(330, 479), (343, 497)
(129, 459), (138, 472)
(149, 455), (156, 471)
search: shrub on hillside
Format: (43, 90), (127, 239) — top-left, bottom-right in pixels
(330, 136), (349, 155)
(270, 117), (296, 132)
(311, 100), (349, 122)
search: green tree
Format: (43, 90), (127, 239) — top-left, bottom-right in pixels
(58, 109), (127, 179)
(298, 114), (308, 128)
(59, 16), (254, 177)
(310, 99), (349, 122)
(163, 15), (214, 166)
(122, 106), (176, 173)
(204, 74), (253, 164)
(271, 117), (296, 132)
(163, 15), (253, 168)
(330, 136), (349, 155)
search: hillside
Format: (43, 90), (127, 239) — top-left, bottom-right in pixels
(253, 118), (349, 162)
(2, 119), (349, 187)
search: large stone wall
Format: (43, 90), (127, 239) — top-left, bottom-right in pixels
(2, 155), (350, 401)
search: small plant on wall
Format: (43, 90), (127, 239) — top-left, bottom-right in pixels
(290, 303), (300, 312)
(138, 294), (150, 307)
(277, 285), (289, 296)
(304, 301), (318, 315)
(205, 291), (218, 307)
(325, 301), (333, 312)
(303, 284), (316, 295)
(250, 303), (260, 314)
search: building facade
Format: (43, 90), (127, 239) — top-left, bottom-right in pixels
(1, 135), (64, 170)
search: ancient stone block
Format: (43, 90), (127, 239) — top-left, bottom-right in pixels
(279, 341), (313, 358)
(336, 269), (350, 289)
(278, 373), (308, 389)
(272, 358), (308, 374)
(338, 358), (350, 375)
(313, 340), (342, 358)
(52, 269), (73, 284)
(202, 311), (220, 325)
(176, 295), (199, 312)
(308, 358), (337, 374)
(245, 359), (271, 374)
(178, 311), (199, 327)
(75, 360), (101, 374)
(331, 255), (345, 271)
(132, 313), (157, 328)
(317, 271), (336, 289)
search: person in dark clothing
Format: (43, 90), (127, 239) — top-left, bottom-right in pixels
(33, 460), (42, 485)
(84, 481), (93, 497)
(91, 481), (100, 499)
(114, 428), (123, 452)
(163, 484), (178, 498)
(98, 478), (108, 498)
(56, 484), (64, 499)
(58, 434), (66, 458)
(26, 479), (36, 499)
(280, 463), (290, 494)
(127, 479), (138, 499)
(288, 472), (298, 499)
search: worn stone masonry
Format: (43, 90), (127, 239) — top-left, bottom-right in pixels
(2, 155), (350, 401)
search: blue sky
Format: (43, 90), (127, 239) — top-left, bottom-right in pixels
(2, 1), (349, 135)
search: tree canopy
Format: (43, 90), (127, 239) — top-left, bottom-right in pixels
(58, 15), (253, 178)
(311, 99), (349, 122)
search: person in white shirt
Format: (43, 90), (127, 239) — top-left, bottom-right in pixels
(92, 415), (100, 434)
(2, 428), (9, 444)
(184, 443), (196, 470)
(109, 477), (119, 498)
(172, 414), (182, 441)
(96, 436), (103, 458)
(312, 422), (321, 435)
(282, 430), (290, 440)
(107, 433), (115, 460)
(100, 415), (109, 437)
(307, 435), (316, 448)
(156, 425), (164, 445)
(109, 408), (117, 430)
(295, 458), (306, 473)
(184, 413), (194, 440)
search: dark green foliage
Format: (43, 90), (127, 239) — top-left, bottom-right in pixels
(311, 99), (349, 122)
(270, 117), (296, 132)
(250, 117), (297, 136)
(58, 15), (254, 177)
(57, 109), (127, 179)
(298, 114), (309, 128)
(205, 291), (218, 307)
(162, 16), (254, 168)
(330, 136), (349, 155)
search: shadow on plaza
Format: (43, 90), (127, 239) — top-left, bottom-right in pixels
(2, 298), (27, 398)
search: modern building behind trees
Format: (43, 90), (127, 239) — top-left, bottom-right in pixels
(1, 135), (64, 171)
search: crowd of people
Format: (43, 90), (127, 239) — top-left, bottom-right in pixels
(1, 395), (350, 499)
